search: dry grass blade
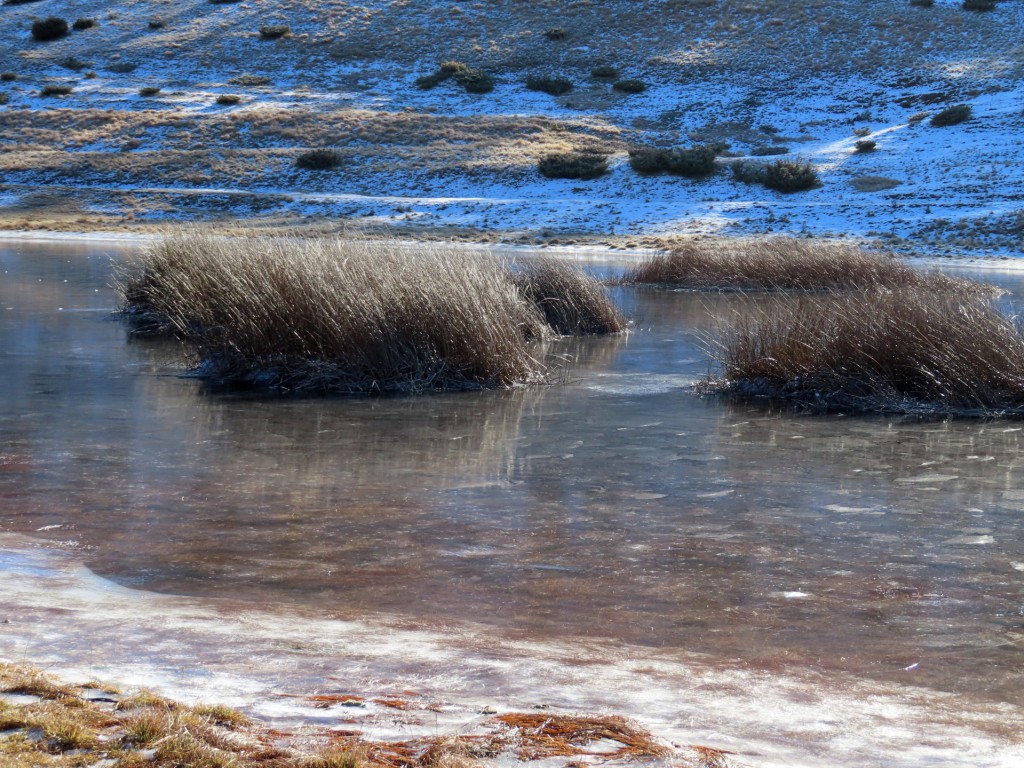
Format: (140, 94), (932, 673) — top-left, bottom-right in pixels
(0, 663), (74, 700)
(621, 237), (990, 295)
(492, 713), (670, 760)
(512, 257), (625, 336)
(115, 688), (176, 711)
(692, 744), (735, 768)
(193, 702), (251, 727)
(703, 287), (1024, 415)
(301, 744), (370, 768)
(117, 235), (562, 394)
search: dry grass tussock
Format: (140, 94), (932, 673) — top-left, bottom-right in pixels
(621, 238), (989, 295)
(512, 258), (624, 335)
(491, 713), (670, 761)
(321, 713), (670, 768)
(118, 236), (621, 393)
(703, 286), (1024, 416)
(0, 662), (271, 768)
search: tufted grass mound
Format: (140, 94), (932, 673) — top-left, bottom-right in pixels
(621, 237), (990, 295)
(512, 258), (625, 336)
(703, 285), (1024, 416)
(118, 236), (623, 394)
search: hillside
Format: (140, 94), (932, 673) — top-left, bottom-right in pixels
(0, 0), (1022, 254)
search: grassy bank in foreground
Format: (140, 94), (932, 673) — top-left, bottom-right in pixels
(0, 662), (696, 768)
(118, 236), (623, 394)
(703, 285), (1024, 416)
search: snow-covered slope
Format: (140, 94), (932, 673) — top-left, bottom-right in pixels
(0, 0), (1021, 254)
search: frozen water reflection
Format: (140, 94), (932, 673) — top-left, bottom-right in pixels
(1, 242), (1023, 765)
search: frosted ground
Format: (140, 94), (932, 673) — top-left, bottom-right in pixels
(5, 533), (1024, 768)
(0, 0), (1022, 254)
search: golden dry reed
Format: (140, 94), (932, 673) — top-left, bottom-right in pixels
(622, 237), (986, 294)
(512, 257), (625, 336)
(704, 285), (1024, 415)
(118, 235), (621, 393)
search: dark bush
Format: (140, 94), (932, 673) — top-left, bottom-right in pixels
(525, 74), (572, 96)
(590, 65), (618, 80)
(31, 17), (69, 42)
(148, 19), (166, 30)
(962, 0), (995, 10)
(763, 158), (820, 192)
(416, 61), (493, 94)
(107, 62), (137, 73)
(72, 18), (96, 30)
(216, 94), (241, 105)
(455, 68), (494, 94)
(0, 73), (16, 82)
(731, 160), (768, 185)
(259, 24), (290, 39)
(296, 148), (344, 170)
(40, 84), (73, 96)
(543, 27), (567, 41)
(628, 147), (669, 175)
(854, 139), (877, 153)
(910, 0), (934, 6)
(229, 74), (272, 86)
(415, 73), (443, 89)
(751, 145), (789, 156)
(930, 103), (972, 126)
(3, 0), (45, 5)
(138, 86), (161, 97)
(58, 56), (89, 71)
(628, 145), (717, 178)
(665, 146), (718, 177)
(538, 151), (609, 180)
(612, 79), (646, 94)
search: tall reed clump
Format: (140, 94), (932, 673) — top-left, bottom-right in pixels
(118, 237), (623, 394)
(703, 286), (1024, 415)
(620, 237), (986, 295)
(512, 258), (625, 335)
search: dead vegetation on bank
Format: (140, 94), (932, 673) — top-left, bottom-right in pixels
(117, 235), (622, 394)
(621, 237), (988, 295)
(0, 662), (277, 768)
(1, 663), (710, 768)
(490, 712), (670, 761)
(703, 285), (1024, 416)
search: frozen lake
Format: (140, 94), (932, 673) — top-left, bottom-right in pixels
(1, 240), (1022, 767)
